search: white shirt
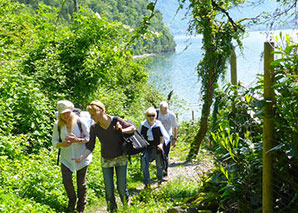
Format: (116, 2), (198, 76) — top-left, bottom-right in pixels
(52, 116), (92, 172)
(157, 110), (178, 136)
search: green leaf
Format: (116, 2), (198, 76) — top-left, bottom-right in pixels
(267, 144), (285, 153)
(146, 2), (155, 12)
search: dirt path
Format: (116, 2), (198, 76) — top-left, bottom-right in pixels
(92, 151), (214, 212)
(144, 153), (214, 190)
(167, 156), (214, 182)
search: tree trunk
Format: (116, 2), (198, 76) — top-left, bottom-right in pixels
(187, 73), (215, 160)
(73, 0), (78, 13)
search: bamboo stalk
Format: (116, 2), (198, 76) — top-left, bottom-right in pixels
(263, 42), (274, 213)
(230, 47), (237, 85)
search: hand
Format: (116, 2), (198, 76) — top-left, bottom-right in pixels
(157, 143), (163, 151)
(64, 140), (72, 147)
(66, 133), (78, 143)
(172, 139), (177, 148)
(72, 156), (83, 163)
(114, 122), (122, 131)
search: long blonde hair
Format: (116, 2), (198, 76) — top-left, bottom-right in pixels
(58, 112), (76, 132)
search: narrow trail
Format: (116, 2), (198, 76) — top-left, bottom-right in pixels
(167, 155), (214, 182)
(92, 151), (214, 212)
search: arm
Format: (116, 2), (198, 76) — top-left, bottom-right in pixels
(158, 121), (170, 146)
(65, 119), (90, 144)
(65, 133), (89, 144)
(57, 141), (72, 148)
(52, 123), (72, 148)
(115, 117), (136, 134)
(121, 125), (136, 134)
(157, 136), (164, 151)
(72, 149), (92, 163)
(171, 114), (178, 147)
(73, 125), (96, 163)
(172, 127), (178, 147)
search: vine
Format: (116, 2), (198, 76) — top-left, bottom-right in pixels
(178, 0), (246, 159)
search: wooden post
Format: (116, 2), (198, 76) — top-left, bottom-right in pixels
(192, 110), (194, 121)
(230, 47), (237, 85)
(263, 42), (274, 213)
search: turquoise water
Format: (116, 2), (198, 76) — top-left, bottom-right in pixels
(148, 30), (298, 121)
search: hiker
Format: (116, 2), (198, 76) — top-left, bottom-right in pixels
(157, 101), (178, 178)
(52, 100), (92, 213)
(139, 107), (169, 189)
(72, 100), (136, 212)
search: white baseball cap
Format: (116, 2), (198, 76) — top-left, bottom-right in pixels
(57, 100), (74, 114)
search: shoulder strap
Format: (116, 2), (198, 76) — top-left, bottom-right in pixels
(58, 125), (62, 142)
(77, 117), (83, 137)
(140, 125), (148, 140)
(57, 125), (61, 166)
(111, 116), (119, 126)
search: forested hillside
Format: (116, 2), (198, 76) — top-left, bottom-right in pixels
(0, 0), (165, 210)
(16, 0), (176, 54)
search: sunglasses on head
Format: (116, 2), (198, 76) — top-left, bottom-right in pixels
(147, 114), (155, 118)
(91, 104), (103, 111)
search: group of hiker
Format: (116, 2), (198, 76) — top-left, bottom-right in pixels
(52, 100), (178, 212)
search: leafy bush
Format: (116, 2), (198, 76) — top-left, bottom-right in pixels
(15, 0), (176, 54)
(201, 84), (263, 211)
(269, 34), (298, 211)
(1, 0), (160, 151)
(0, 187), (53, 213)
(193, 34), (298, 212)
(0, 74), (53, 152)
(0, 0), (166, 211)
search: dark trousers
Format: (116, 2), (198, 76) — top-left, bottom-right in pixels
(61, 164), (88, 212)
(163, 141), (171, 174)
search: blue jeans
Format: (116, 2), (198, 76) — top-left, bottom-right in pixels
(141, 148), (163, 184)
(102, 165), (129, 212)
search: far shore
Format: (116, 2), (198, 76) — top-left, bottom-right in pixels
(132, 53), (156, 59)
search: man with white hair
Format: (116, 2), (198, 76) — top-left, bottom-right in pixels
(157, 101), (178, 178)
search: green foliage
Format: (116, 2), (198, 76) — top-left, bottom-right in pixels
(0, 0), (159, 145)
(204, 84), (263, 211)
(182, 0), (245, 91)
(16, 0), (176, 54)
(194, 33), (298, 211)
(0, 137), (103, 211)
(0, 188), (53, 213)
(179, 0), (246, 158)
(0, 135), (30, 159)
(126, 178), (200, 212)
(0, 72), (53, 152)
(0, 0), (166, 211)
(269, 33), (298, 211)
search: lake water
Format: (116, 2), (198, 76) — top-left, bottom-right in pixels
(148, 30), (298, 121)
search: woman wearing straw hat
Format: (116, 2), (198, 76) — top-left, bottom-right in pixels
(52, 100), (92, 213)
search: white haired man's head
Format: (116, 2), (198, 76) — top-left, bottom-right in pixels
(160, 101), (168, 115)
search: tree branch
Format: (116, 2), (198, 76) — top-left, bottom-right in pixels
(211, 0), (244, 33)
